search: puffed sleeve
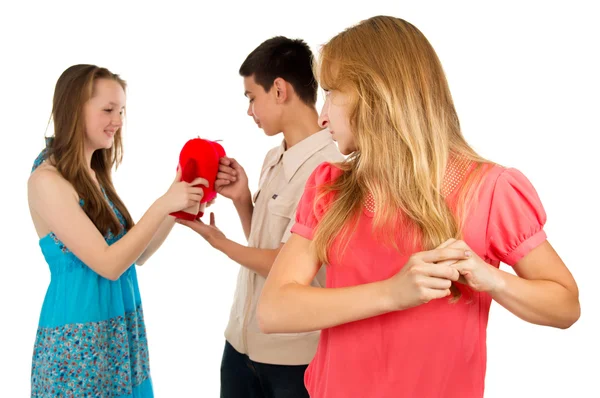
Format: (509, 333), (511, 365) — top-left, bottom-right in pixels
(290, 162), (342, 240)
(486, 168), (548, 266)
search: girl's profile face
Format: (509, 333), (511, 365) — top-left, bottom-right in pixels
(83, 78), (126, 151)
(319, 90), (356, 155)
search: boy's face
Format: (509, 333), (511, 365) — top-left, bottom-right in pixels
(243, 75), (282, 136)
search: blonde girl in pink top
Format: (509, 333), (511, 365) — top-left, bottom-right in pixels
(257, 16), (580, 398)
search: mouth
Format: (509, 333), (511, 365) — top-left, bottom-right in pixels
(104, 130), (116, 138)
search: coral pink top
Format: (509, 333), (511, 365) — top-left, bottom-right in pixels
(290, 162), (547, 398)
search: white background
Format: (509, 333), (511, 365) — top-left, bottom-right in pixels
(1, 0), (599, 397)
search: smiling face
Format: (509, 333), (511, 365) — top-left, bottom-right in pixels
(83, 78), (126, 151)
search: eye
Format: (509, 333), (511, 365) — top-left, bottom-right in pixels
(249, 98), (255, 103)
(104, 109), (113, 113)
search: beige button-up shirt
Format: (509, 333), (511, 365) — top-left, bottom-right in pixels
(224, 129), (344, 365)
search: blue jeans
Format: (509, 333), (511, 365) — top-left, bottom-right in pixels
(220, 341), (310, 398)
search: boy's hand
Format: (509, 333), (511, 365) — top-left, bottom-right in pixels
(215, 157), (251, 203)
(176, 212), (227, 250)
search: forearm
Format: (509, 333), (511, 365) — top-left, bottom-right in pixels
(233, 194), (253, 241)
(258, 280), (391, 334)
(217, 239), (278, 278)
(135, 215), (176, 265)
(490, 268), (580, 329)
(102, 199), (168, 280)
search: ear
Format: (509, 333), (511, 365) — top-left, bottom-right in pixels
(273, 77), (288, 104)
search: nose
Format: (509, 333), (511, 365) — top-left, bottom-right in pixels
(112, 114), (123, 128)
(318, 102), (329, 129)
(247, 103), (254, 117)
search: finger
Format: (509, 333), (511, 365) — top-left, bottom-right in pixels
(420, 276), (453, 290)
(210, 212), (215, 226)
(228, 158), (243, 172)
(176, 219), (205, 232)
(189, 187), (206, 195)
(426, 288), (452, 300)
(447, 239), (469, 250)
(215, 180), (231, 190)
(218, 165), (237, 176)
(436, 238), (457, 249)
(450, 263), (475, 285)
(175, 166), (182, 182)
(422, 263), (460, 281)
(435, 259), (458, 268)
(421, 248), (471, 264)
(434, 239), (460, 266)
(449, 260), (473, 277)
(220, 157), (232, 166)
(217, 171), (237, 181)
(188, 194), (204, 202)
(190, 177), (209, 187)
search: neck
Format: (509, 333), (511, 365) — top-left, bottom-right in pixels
(281, 105), (321, 149)
(84, 144), (97, 180)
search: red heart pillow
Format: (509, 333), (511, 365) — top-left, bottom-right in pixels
(170, 137), (226, 220)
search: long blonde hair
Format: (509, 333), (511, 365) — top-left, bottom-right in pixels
(313, 16), (492, 271)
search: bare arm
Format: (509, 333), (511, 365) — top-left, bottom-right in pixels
(490, 242), (579, 329)
(135, 216), (176, 265)
(136, 176), (209, 265)
(176, 212), (278, 278)
(217, 240), (280, 278)
(29, 169), (204, 280)
(443, 239), (580, 329)
(233, 194), (254, 241)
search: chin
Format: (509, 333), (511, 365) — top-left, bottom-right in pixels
(263, 128), (281, 137)
(98, 139), (114, 150)
(338, 144), (356, 156)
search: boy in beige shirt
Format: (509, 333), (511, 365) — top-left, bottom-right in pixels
(177, 36), (343, 397)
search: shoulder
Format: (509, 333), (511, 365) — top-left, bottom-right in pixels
(28, 165), (77, 203)
(306, 161), (344, 189)
(481, 164), (539, 196)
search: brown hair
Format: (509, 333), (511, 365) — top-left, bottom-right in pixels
(45, 64), (134, 236)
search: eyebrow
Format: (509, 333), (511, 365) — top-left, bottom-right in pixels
(244, 90), (252, 97)
(108, 102), (125, 108)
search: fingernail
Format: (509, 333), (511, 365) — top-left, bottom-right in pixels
(465, 250), (472, 257)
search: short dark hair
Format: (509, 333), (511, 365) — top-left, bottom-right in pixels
(239, 36), (317, 106)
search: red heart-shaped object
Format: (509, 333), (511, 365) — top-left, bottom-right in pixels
(170, 138), (226, 220)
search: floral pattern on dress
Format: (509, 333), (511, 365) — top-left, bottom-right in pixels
(31, 307), (150, 397)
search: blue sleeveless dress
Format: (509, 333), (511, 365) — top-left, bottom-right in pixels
(30, 148), (153, 397)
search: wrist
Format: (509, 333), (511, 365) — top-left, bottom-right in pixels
(233, 189), (252, 206)
(213, 236), (230, 252)
(487, 265), (507, 295)
(378, 278), (398, 313)
(153, 196), (171, 217)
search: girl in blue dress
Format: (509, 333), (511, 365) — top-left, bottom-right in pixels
(27, 64), (207, 397)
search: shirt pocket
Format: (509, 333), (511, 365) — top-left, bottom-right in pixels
(267, 194), (299, 243)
